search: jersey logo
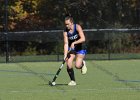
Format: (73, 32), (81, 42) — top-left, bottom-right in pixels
(68, 34), (78, 40)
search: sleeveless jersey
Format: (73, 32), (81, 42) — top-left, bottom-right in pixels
(64, 24), (86, 51)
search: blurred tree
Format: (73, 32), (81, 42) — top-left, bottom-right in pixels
(8, 0), (39, 30)
(0, 0), (4, 31)
(0, 0), (139, 56)
(0, 0), (139, 31)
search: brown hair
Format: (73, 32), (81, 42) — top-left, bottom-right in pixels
(65, 16), (74, 23)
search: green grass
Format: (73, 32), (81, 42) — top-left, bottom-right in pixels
(1, 53), (140, 63)
(0, 60), (140, 100)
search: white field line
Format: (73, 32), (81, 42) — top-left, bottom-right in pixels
(0, 87), (139, 93)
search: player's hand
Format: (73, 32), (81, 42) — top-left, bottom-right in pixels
(64, 55), (67, 60)
(70, 43), (75, 50)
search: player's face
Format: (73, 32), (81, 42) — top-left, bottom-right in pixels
(65, 19), (73, 30)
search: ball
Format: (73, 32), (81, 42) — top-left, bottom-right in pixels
(52, 82), (56, 86)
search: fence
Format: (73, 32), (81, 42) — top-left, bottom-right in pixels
(0, 29), (140, 63)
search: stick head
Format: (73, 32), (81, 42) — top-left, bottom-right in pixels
(49, 81), (56, 86)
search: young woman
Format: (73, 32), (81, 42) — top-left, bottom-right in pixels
(63, 16), (87, 86)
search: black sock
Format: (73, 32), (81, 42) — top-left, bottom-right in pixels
(67, 68), (75, 81)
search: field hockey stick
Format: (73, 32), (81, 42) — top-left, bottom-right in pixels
(49, 48), (75, 86)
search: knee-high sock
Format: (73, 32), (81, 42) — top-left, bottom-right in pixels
(67, 68), (75, 81)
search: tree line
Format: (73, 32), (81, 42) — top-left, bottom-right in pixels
(0, 0), (139, 56)
(0, 0), (140, 31)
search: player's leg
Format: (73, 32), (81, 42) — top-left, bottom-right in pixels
(66, 54), (76, 86)
(75, 54), (87, 74)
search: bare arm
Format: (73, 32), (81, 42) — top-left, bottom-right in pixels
(63, 31), (69, 58)
(70, 24), (85, 48)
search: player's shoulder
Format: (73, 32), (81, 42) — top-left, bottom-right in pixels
(75, 23), (80, 27)
(75, 24), (82, 31)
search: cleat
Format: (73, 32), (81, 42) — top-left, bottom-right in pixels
(81, 60), (87, 75)
(68, 81), (76, 86)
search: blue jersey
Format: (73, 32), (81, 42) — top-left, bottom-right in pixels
(64, 24), (86, 52)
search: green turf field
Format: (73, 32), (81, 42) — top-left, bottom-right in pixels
(0, 60), (140, 100)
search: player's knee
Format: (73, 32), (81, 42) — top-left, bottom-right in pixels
(75, 63), (82, 69)
(67, 64), (73, 69)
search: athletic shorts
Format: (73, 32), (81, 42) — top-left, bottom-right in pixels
(76, 49), (87, 55)
(68, 48), (87, 55)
